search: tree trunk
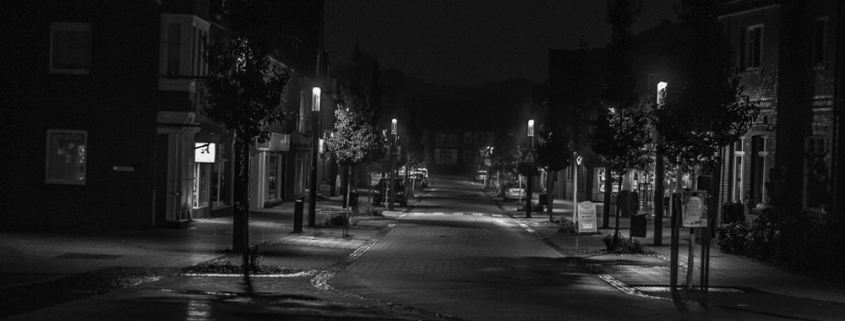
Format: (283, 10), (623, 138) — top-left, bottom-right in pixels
(613, 170), (624, 246)
(232, 131), (250, 278)
(546, 170), (554, 221)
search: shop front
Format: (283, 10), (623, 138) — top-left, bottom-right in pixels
(250, 132), (290, 208)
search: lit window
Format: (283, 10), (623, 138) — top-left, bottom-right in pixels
(50, 22), (91, 75)
(45, 130), (87, 185)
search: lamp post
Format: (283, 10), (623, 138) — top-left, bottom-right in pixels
(308, 86), (321, 227)
(574, 154), (582, 228)
(526, 119), (534, 218)
(389, 119), (397, 211)
(655, 81), (667, 246)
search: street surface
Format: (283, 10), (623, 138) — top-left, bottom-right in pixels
(2, 176), (845, 320)
(331, 177), (792, 320)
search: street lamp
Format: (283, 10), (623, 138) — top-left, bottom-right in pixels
(526, 119), (534, 218)
(389, 119), (397, 211)
(308, 86), (321, 227)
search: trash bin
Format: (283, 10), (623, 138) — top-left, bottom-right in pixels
(631, 212), (647, 238)
(617, 190), (629, 218)
(349, 191), (358, 207)
(293, 197), (304, 233)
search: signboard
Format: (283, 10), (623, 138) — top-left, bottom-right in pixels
(255, 133), (290, 152)
(290, 132), (311, 151)
(521, 150), (537, 164)
(195, 143), (215, 163)
(682, 191), (708, 228)
(577, 201), (597, 233)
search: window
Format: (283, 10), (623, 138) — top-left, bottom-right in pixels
(475, 132), (488, 144)
(812, 18), (827, 64)
(50, 22), (91, 74)
(159, 14), (210, 90)
(45, 130), (87, 185)
(463, 132), (472, 144)
(463, 150), (472, 162)
(732, 139), (745, 202)
(803, 136), (831, 211)
(298, 91), (307, 132)
(742, 25), (763, 69)
(435, 134), (446, 147)
(447, 134), (458, 147)
(193, 163), (210, 208)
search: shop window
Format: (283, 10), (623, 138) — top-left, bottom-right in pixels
(212, 147), (228, 207)
(267, 154), (278, 200)
(50, 22), (91, 75)
(193, 164), (210, 208)
(45, 130), (87, 185)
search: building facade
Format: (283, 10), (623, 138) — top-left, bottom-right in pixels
(717, 0), (842, 218)
(0, 0), (328, 231)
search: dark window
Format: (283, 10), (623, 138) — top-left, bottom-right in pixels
(812, 18), (826, 64)
(50, 22), (92, 74)
(745, 25), (763, 69)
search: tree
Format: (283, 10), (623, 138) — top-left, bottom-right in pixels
(325, 89), (387, 208)
(590, 105), (653, 244)
(202, 7), (291, 275)
(536, 104), (575, 221)
(655, 1), (759, 171)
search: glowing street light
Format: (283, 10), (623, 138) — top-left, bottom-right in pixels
(526, 119), (534, 218)
(308, 86), (321, 227)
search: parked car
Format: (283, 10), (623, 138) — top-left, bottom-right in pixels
(373, 178), (408, 207)
(475, 170), (487, 182)
(502, 181), (525, 202)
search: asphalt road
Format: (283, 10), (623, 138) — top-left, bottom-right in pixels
(330, 177), (783, 321)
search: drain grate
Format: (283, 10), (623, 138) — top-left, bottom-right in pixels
(57, 253), (123, 260)
(634, 286), (744, 293)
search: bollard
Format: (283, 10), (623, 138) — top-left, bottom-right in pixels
(293, 197), (304, 233)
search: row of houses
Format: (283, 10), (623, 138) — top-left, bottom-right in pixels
(548, 0), (844, 223)
(1, 0), (343, 231)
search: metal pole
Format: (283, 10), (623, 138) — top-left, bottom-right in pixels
(308, 88), (321, 227)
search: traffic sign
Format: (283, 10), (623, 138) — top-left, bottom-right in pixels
(521, 150), (537, 164)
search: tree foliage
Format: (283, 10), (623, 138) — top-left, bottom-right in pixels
(590, 105), (653, 175)
(326, 89), (386, 166)
(654, 0), (760, 168)
(203, 36), (291, 145)
(536, 105), (574, 172)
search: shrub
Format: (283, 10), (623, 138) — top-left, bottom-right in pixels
(717, 221), (749, 254)
(359, 203), (383, 216)
(321, 213), (349, 226)
(557, 218), (577, 235)
(603, 234), (648, 254)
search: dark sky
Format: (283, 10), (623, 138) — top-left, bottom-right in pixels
(324, 0), (679, 88)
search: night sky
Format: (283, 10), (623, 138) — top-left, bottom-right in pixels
(324, 0), (679, 87)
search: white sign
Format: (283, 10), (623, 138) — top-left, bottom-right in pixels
(195, 143), (215, 163)
(682, 191), (708, 227)
(578, 201), (597, 233)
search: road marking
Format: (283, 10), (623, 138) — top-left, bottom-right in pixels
(472, 213), (482, 216)
(492, 214), (502, 217)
